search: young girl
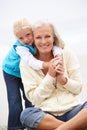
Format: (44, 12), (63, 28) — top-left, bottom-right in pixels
(2, 18), (62, 130)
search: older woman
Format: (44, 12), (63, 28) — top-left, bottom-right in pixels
(20, 22), (87, 130)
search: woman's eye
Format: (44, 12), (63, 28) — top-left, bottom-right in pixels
(45, 35), (51, 38)
(36, 36), (41, 39)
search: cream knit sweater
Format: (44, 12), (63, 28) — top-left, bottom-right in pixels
(20, 46), (83, 116)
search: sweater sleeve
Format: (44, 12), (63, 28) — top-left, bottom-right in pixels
(62, 46), (83, 94)
(16, 46), (43, 70)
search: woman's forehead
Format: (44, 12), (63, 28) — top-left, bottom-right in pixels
(33, 25), (53, 34)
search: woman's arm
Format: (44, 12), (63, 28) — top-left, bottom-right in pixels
(56, 46), (83, 95)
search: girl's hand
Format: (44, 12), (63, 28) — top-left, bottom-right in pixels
(48, 59), (57, 77)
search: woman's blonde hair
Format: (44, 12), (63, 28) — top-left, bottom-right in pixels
(13, 18), (32, 36)
(32, 21), (65, 49)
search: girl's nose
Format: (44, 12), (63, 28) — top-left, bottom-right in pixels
(24, 37), (29, 43)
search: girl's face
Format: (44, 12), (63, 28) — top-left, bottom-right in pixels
(33, 25), (54, 54)
(16, 28), (34, 45)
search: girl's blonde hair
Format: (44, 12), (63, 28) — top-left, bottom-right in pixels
(13, 18), (32, 36)
(32, 21), (65, 49)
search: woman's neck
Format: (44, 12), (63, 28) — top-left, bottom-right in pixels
(37, 52), (53, 61)
(35, 52), (53, 75)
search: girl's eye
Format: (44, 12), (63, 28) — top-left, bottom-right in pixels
(19, 37), (23, 40)
(27, 33), (30, 35)
(26, 33), (30, 36)
(26, 33), (32, 37)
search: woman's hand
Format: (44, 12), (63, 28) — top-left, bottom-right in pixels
(48, 55), (62, 77)
(55, 55), (67, 85)
(48, 59), (57, 77)
(55, 55), (64, 75)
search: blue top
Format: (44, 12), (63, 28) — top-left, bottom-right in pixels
(2, 40), (36, 78)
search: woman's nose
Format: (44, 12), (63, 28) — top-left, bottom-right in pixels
(41, 38), (46, 43)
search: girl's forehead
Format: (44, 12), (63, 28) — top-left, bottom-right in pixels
(16, 28), (32, 37)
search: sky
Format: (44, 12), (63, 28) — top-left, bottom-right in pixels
(0, 0), (87, 64)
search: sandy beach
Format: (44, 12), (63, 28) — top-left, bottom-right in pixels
(0, 54), (87, 129)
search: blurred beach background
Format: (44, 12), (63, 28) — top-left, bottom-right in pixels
(0, 0), (87, 129)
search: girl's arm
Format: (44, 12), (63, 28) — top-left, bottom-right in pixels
(16, 46), (43, 70)
(16, 45), (63, 70)
(52, 45), (63, 57)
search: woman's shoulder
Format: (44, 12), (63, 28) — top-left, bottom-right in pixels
(63, 45), (79, 64)
(63, 45), (76, 56)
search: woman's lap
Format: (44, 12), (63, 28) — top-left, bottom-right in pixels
(20, 101), (87, 129)
(56, 101), (87, 121)
(20, 107), (46, 129)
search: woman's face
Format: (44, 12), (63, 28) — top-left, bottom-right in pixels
(33, 25), (54, 54)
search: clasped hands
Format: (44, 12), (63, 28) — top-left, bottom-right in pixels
(48, 55), (67, 85)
